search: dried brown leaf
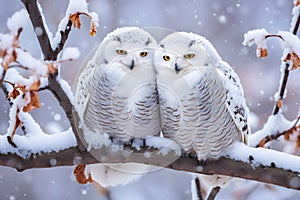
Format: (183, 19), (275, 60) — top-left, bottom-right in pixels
(46, 63), (57, 74)
(257, 48), (268, 58)
(73, 164), (93, 184)
(1, 31), (20, 70)
(284, 52), (300, 70)
(258, 138), (266, 147)
(69, 13), (81, 29)
(7, 109), (21, 147)
(1, 49), (17, 70)
(90, 22), (97, 36)
(284, 132), (290, 141)
(276, 100), (282, 109)
(8, 88), (20, 99)
(22, 91), (41, 112)
(29, 80), (41, 91)
(296, 134), (300, 150)
(19, 85), (26, 93)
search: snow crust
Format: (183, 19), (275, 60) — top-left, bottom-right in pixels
(61, 47), (80, 60)
(0, 114), (76, 159)
(0, 33), (14, 53)
(190, 178), (198, 200)
(66, 0), (88, 14)
(290, 3), (300, 32)
(56, 75), (74, 103)
(278, 31), (300, 56)
(16, 48), (48, 76)
(243, 28), (269, 57)
(6, 9), (29, 33)
(249, 114), (294, 147)
(243, 28), (268, 48)
(225, 142), (300, 173)
(145, 136), (182, 156)
(37, 2), (54, 50)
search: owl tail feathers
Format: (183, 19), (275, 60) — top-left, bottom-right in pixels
(191, 174), (230, 200)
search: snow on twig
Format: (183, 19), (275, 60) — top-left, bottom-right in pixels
(53, 0), (99, 49)
(6, 9), (29, 34)
(243, 28), (269, 58)
(225, 142), (300, 174)
(244, 2), (300, 148)
(249, 114), (294, 147)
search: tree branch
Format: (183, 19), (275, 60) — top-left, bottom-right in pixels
(0, 145), (299, 191)
(207, 187), (221, 200)
(272, 11), (300, 115)
(256, 114), (300, 147)
(20, 0), (87, 151)
(20, 0), (55, 60)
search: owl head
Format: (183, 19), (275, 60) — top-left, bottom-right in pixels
(155, 32), (221, 75)
(92, 27), (157, 71)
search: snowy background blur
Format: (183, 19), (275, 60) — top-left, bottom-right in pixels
(0, 0), (300, 199)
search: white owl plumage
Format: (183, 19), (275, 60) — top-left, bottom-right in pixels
(155, 32), (250, 197)
(155, 31), (249, 161)
(74, 27), (160, 145)
(74, 27), (159, 187)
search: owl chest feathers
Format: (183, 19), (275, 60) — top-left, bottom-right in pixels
(83, 65), (160, 142)
(158, 67), (241, 160)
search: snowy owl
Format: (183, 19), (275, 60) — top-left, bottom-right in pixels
(155, 32), (249, 161)
(74, 27), (159, 187)
(74, 27), (160, 144)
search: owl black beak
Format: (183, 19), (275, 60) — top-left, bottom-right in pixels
(175, 63), (180, 73)
(129, 59), (134, 70)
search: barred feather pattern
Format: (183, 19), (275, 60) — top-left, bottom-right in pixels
(158, 67), (241, 160)
(81, 62), (160, 142)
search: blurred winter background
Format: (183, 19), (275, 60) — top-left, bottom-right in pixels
(0, 0), (300, 199)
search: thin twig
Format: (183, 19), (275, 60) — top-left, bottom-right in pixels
(273, 63), (290, 115)
(194, 177), (204, 200)
(207, 186), (221, 200)
(256, 112), (300, 147)
(53, 20), (73, 57)
(272, 11), (300, 115)
(265, 34), (285, 41)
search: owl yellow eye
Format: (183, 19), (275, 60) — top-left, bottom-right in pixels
(163, 55), (170, 61)
(184, 53), (195, 59)
(140, 51), (148, 57)
(116, 49), (127, 55)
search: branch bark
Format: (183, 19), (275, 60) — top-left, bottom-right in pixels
(20, 0), (87, 151)
(0, 145), (299, 191)
(21, 0), (55, 60)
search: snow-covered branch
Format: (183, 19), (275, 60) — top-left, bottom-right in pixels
(243, 3), (300, 116)
(19, 0), (98, 151)
(0, 142), (300, 191)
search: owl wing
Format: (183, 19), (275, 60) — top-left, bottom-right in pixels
(74, 61), (96, 120)
(216, 61), (250, 144)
